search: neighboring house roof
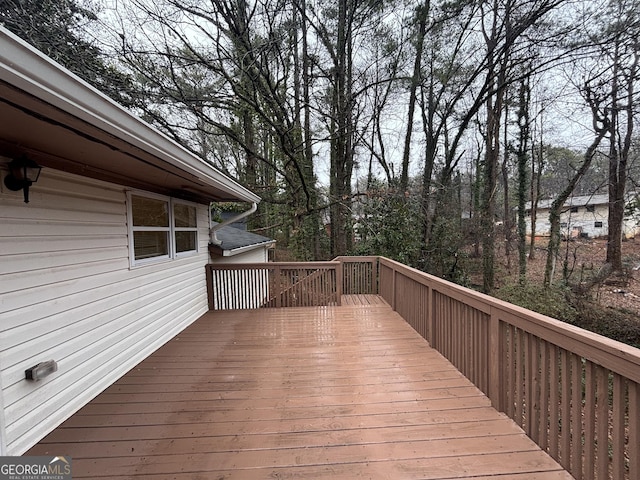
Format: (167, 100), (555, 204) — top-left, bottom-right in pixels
(0, 27), (260, 205)
(526, 194), (609, 211)
(210, 223), (275, 257)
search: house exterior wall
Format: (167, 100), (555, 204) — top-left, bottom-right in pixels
(526, 204), (610, 238)
(0, 168), (211, 455)
(525, 201), (640, 239)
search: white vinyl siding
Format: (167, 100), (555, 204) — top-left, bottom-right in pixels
(0, 169), (211, 455)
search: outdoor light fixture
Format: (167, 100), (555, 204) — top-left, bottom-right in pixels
(25, 360), (58, 381)
(4, 156), (42, 203)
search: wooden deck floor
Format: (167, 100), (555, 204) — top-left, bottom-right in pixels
(28, 299), (572, 479)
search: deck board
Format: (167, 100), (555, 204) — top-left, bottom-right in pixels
(27, 300), (571, 479)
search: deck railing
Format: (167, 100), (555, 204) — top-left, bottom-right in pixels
(335, 255), (378, 294)
(206, 262), (342, 309)
(206, 257), (378, 310)
(379, 257), (639, 480)
(205, 256), (640, 480)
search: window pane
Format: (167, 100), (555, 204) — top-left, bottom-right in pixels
(132, 195), (169, 227)
(175, 231), (197, 253)
(174, 203), (197, 228)
(134, 231), (169, 259)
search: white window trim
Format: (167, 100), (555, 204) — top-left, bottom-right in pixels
(126, 191), (199, 268)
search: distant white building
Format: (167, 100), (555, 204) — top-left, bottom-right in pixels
(525, 193), (640, 239)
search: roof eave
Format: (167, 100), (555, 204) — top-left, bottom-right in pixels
(210, 241), (276, 257)
(0, 27), (260, 204)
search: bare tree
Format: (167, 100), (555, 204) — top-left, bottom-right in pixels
(544, 85), (609, 286)
(516, 76), (531, 283)
(600, 0), (639, 271)
(400, 1), (430, 192)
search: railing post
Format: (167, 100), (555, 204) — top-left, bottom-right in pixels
(391, 265), (397, 311)
(630, 381), (639, 479)
(205, 264), (214, 311)
(427, 285), (434, 344)
(335, 262), (342, 306)
(372, 257), (378, 294)
(488, 306), (503, 411)
(274, 264), (281, 308)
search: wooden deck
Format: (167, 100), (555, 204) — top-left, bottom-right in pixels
(27, 299), (572, 479)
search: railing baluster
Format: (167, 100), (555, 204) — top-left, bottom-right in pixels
(560, 349), (571, 469)
(539, 340), (550, 452)
(525, 331), (533, 436)
(531, 335), (541, 445)
(549, 344), (560, 460)
(612, 374), (625, 479)
(630, 381), (639, 480)
(571, 353), (583, 479)
(584, 361), (596, 480)
(596, 365), (609, 480)
(489, 309), (500, 409)
(516, 329), (525, 428)
(509, 325), (515, 418)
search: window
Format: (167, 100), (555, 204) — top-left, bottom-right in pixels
(586, 205), (595, 213)
(174, 202), (198, 254)
(128, 192), (198, 265)
(570, 206), (579, 213)
(595, 221), (603, 228)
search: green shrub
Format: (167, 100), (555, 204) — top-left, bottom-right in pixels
(496, 282), (579, 324)
(496, 283), (640, 348)
(570, 301), (640, 349)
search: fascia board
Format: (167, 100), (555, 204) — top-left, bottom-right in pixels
(222, 241), (277, 257)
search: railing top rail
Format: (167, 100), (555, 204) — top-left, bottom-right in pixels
(207, 261), (341, 270)
(379, 256), (640, 383)
(333, 255), (379, 262)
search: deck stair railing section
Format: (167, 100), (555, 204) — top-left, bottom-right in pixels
(206, 262), (342, 309)
(378, 256), (640, 480)
(334, 256), (378, 294)
(206, 258), (379, 309)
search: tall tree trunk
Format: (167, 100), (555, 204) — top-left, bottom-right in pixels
(606, 43), (637, 271)
(480, 0), (509, 294)
(481, 85), (503, 293)
(298, 0), (322, 259)
(502, 84), (512, 273)
(528, 118), (543, 260)
(329, 0), (354, 257)
(481, 68), (508, 292)
(516, 76), (531, 283)
(606, 39), (622, 270)
(400, 1), (430, 192)
(420, 78), (437, 246)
